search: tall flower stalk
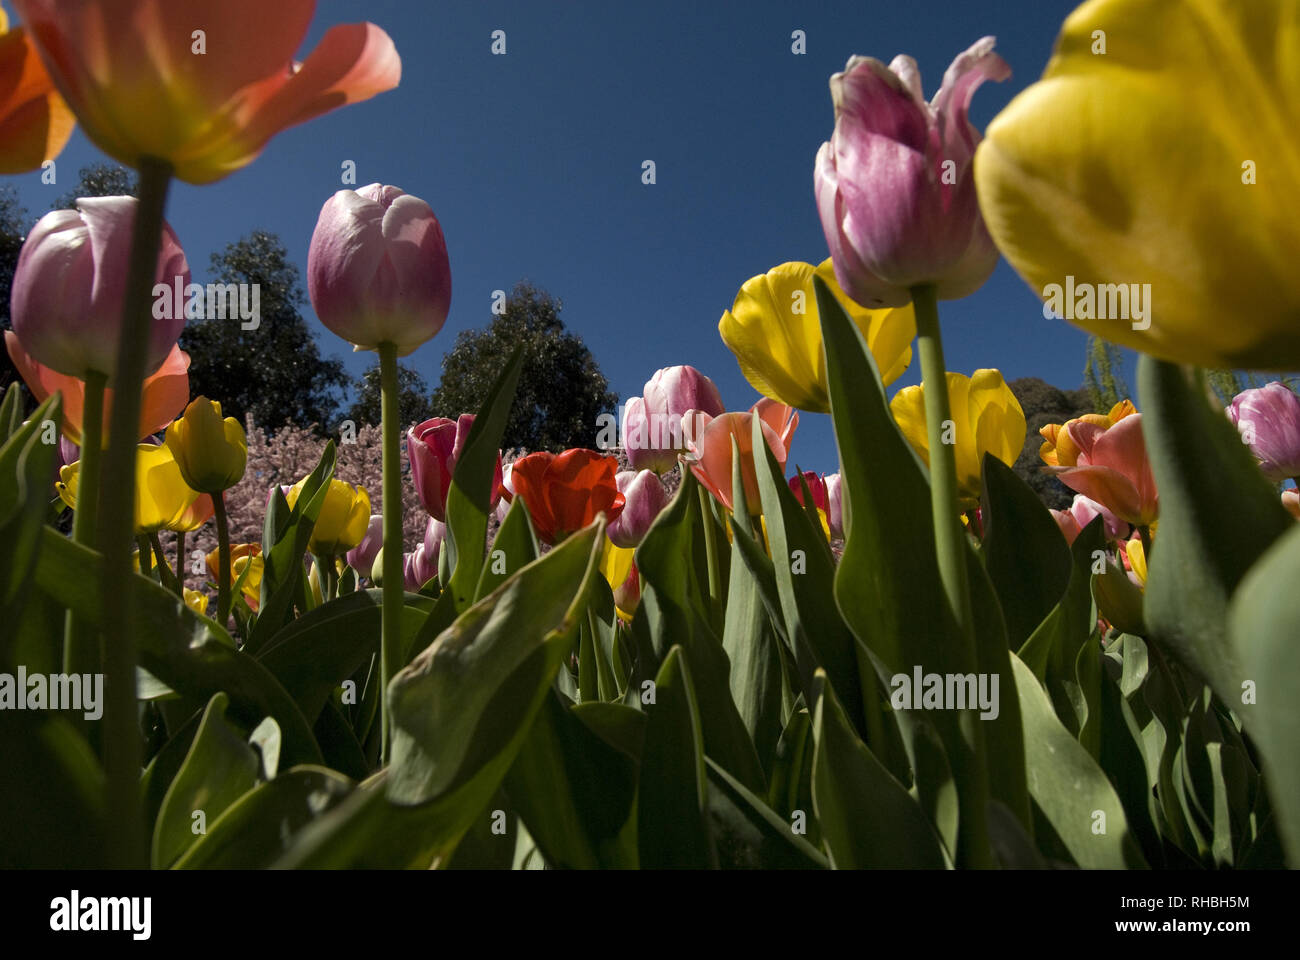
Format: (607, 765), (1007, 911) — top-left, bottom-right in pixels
(379, 343), (403, 761)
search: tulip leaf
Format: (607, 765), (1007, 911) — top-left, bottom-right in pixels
(1010, 652), (1147, 868)
(1139, 357), (1291, 710)
(444, 346), (524, 612)
(152, 692), (261, 868)
(247, 440), (338, 653)
(635, 469), (766, 793)
(637, 645), (717, 869)
(474, 496), (537, 602)
(174, 766), (353, 869)
(980, 454), (1072, 649)
(765, 705), (815, 844)
(504, 690), (639, 868)
(1230, 523), (1300, 866)
(705, 757), (827, 869)
(32, 527), (323, 768)
(312, 697), (369, 781)
(0, 394), (61, 646)
(387, 518), (603, 806)
(0, 382), (23, 443)
(255, 587), (433, 725)
(810, 669), (948, 869)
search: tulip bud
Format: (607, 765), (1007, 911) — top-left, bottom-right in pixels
(1226, 383), (1300, 483)
(286, 477), (371, 558)
(510, 450), (624, 545)
(825, 472), (844, 539)
(308, 183), (451, 357)
(10, 197), (189, 380)
(815, 40), (1009, 308)
(346, 515), (384, 578)
(408, 414), (502, 523)
(788, 471), (829, 512)
(165, 397), (247, 493)
(624, 366), (725, 474)
(690, 412), (787, 515)
(607, 470), (668, 548)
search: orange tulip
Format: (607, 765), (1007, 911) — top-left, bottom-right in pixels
(5, 332), (190, 446)
(13, 0), (400, 184)
(510, 450), (624, 545)
(1039, 399), (1135, 467)
(690, 412), (788, 515)
(1048, 412), (1158, 527)
(0, 8), (74, 173)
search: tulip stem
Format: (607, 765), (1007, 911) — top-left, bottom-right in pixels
(175, 530), (186, 587)
(94, 156), (172, 870)
(213, 490), (232, 625)
(137, 536), (153, 578)
(379, 341), (403, 765)
(64, 369), (106, 675)
(911, 284), (972, 636)
(1138, 524), (1153, 561)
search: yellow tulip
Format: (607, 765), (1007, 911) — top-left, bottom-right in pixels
(286, 477), (371, 558)
(1125, 537), (1148, 588)
(890, 369), (1026, 508)
(1039, 399), (1136, 467)
(183, 589), (209, 617)
(58, 441), (200, 533)
(600, 539), (637, 622)
(974, 0), (1300, 369)
(165, 397), (247, 493)
(719, 260), (914, 413)
(206, 544), (264, 610)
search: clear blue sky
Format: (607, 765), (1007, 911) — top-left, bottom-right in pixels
(4, 0), (1094, 475)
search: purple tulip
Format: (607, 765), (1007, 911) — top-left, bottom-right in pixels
(624, 366), (725, 473)
(346, 515), (383, 578)
(1227, 382), (1300, 483)
(11, 196), (189, 380)
(307, 183), (451, 357)
(607, 470), (669, 548)
(825, 472), (844, 539)
(814, 38), (1010, 308)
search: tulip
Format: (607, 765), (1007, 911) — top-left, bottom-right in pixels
(825, 472), (844, 539)
(165, 397), (247, 493)
(403, 517), (446, 591)
(600, 539), (639, 621)
(1050, 493), (1128, 546)
(607, 470), (668, 548)
(308, 184), (451, 356)
(494, 461), (518, 524)
(974, 0), (1300, 369)
(815, 39), (1010, 309)
(1122, 537), (1148, 589)
(206, 544), (263, 611)
(1039, 400), (1136, 468)
(1226, 383), (1300, 483)
(689, 412), (787, 515)
(170, 493), (215, 534)
(408, 414), (501, 522)
(5, 334), (191, 446)
(10, 197), (189, 381)
(285, 477), (371, 557)
(1048, 413), (1158, 527)
(1283, 489), (1300, 522)
(183, 589), (209, 618)
(788, 471), (829, 513)
(751, 398), (799, 455)
(624, 366), (725, 474)
(719, 260), (915, 412)
(0, 9), (74, 173)
(890, 369), (1026, 508)
(14, 0), (400, 185)
(56, 441), (199, 534)
(510, 449), (624, 545)
(346, 515), (383, 578)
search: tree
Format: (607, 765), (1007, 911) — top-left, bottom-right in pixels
(429, 281), (618, 451)
(54, 162), (136, 210)
(348, 361), (429, 429)
(179, 231), (350, 432)
(1007, 377), (1097, 510)
(1083, 336), (1130, 411)
(0, 186), (28, 395)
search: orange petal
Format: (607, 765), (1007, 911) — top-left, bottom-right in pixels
(0, 25), (74, 174)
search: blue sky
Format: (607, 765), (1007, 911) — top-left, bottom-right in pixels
(4, 0), (1092, 474)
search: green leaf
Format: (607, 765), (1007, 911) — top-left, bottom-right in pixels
(1139, 357), (1291, 708)
(0, 382), (24, 443)
(0, 394), (61, 646)
(152, 692), (260, 868)
(474, 495), (538, 602)
(1230, 523), (1300, 866)
(810, 669), (948, 869)
(443, 347), (525, 612)
(637, 645), (716, 869)
(705, 757), (826, 869)
(174, 766), (353, 869)
(1010, 652), (1147, 868)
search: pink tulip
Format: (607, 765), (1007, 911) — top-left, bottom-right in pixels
(1050, 414), (1158, 526)
(825, 472), (844, 538)
(815, 38), (1010, 308)
(495, 461), (516, 524)
(624, 365), (725, 473)
(10, 197), (188, 380)
(690, 412), (787, 514)
(788, 471), (829, 512)
(407, 414), (502, 523)
(1226, 382), (1300, 483)
(403, 516), (446, 591)
(751, 398), (799, 455)
(607, 470), (669, 548)
(1050, 493), (1128, 546)
(308, 183), (451, 356)
(345, 514), (383, 577)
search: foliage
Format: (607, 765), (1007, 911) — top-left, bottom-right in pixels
(347, 361), (428, 430)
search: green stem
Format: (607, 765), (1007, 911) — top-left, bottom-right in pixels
(175, 529), (185, 587)
(150, 532), (182, 596)
(213, 490), (232, 624)
(911, 284), (972, 636)
(136, 536), (152, 578)
(94, 156), (172, 870)
(379, 342), (403, 764)
(1138, 524), (1153, 561)
(697, 484), (722, 609)
(64, 369), (106, 674)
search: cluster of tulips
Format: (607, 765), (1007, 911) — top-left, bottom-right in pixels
(1, 0), (1299, 871)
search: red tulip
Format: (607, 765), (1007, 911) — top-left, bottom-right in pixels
(510, 449), (624, 545)
(788, 471), (828, 512)
(407, 414), (502, 523)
